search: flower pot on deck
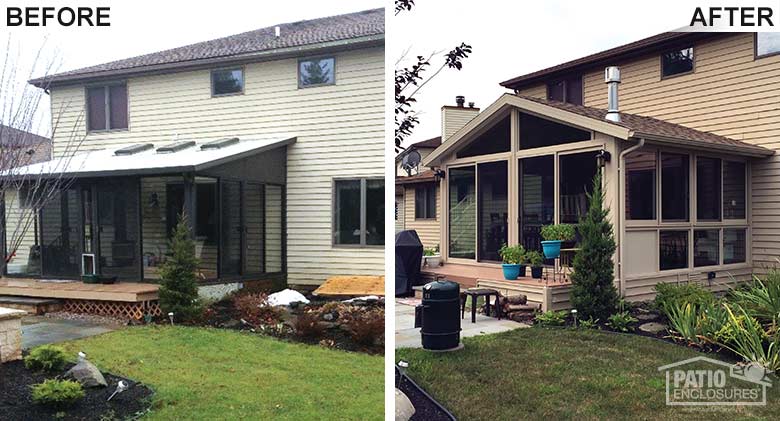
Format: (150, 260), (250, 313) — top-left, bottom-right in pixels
(501, 264), (521, 280)
(541, 240), (562, 259)
(531, 266), (543, 279)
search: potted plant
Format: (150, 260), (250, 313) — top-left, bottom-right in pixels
(527, 250), (544, 279)
(540, 223), (576, 259)
(499, 244), (526, 280)
(423, 245), (441, 268)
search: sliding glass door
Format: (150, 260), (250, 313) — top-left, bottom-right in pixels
(477, 161), (507, 262)
(519, 156), (554, 252)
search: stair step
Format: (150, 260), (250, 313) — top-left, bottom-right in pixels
(0, 295), (63, 315)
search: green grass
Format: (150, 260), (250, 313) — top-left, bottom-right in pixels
(59, 325), (383, 420)
(397, 328), (780, 420)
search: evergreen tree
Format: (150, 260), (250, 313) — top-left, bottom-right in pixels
(570, 171), (619, 320)
(158, 213), (202, 322)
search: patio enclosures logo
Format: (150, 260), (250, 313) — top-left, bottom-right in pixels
(658, 357), (772, 406)
(3, 6), (110, 27)
(684, 3), (780, 31)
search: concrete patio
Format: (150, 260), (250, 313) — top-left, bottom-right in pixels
(395, 298), (527, 349)
(21, 316), (117, 349)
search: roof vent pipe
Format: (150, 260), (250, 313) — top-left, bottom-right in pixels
(455, 96), (465, 107)
(605, 66), (621, 123)
(274, 26), (281, 37)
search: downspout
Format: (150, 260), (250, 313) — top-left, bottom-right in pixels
(617, 137), (644, 296)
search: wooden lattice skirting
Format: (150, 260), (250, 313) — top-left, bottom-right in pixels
(62, 299), (162, 320)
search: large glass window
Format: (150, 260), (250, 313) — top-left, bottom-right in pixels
(625, 150), (656, 220)
(660, 230), (688, 270)
(449, 167), (476, 259)
(333, 178), (384, 246)
(694, 229), (719, 267)
(299, 57), (335, 87)
(519, 156), (554, 252)
(519, 113), (590, 150)
(757, 33), (780, 58)
(478, 161), (508, 262)
(661, 47), (694, 77)
(696, 157), (721, 221)
(724, 228), (746, 264)
(87, 84), (128, 131)
(415, 185), (436, 219)
(723, 161), (746, 220)
(661, 153), (689, 221)
(559, 152), (597, 224)
(456, 116), (511, 158)
(211, 68), (244, 96)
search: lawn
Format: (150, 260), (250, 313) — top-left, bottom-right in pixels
(397, 327), (780, 420)
(59, 325), (383, 420)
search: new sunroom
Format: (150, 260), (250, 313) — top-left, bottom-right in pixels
(2, 136), (293, 284)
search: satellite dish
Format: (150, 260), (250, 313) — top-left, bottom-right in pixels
(401, 150), (422, 176)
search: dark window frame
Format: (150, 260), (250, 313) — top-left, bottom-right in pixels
(298, 56), (336, 89)
(755, 32), (780, 59)
(660, 45), (695, 79)
(85, 82), (129, 133)
(210, 67), (245, 97)
(332, 177), (384, 248)
(414, 184), (437, 220)
(546, 75), (583, 105)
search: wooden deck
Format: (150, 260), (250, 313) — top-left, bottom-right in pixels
(313, 275), (385, 297)
(0, 278), (159, 302)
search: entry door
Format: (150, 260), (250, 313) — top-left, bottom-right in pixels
(519, 155), (554, 252)
(40, 188), (81, 277)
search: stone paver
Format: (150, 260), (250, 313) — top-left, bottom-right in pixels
(22, 316), (116, 349)
(395, 298), (527, 349)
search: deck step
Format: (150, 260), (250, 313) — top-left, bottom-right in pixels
(0, 295), (63, 315)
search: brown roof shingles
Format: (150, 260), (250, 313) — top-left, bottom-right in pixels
(396, 170), (436, 185)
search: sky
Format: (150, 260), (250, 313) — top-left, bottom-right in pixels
(393, 0), (750, 146)
(0, 0), (385, 137)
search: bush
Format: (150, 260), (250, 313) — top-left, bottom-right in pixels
(293, 311), (326, 338)
(569, 173), (619, 320)
(498, 244), (525, 265)
(730, 272), (780, 326)
(535, 310), (567, 326)
(158, 213), (202, 322)
(540, 224), (576, 242)
(31, 379), (84, 408)
(664, 302), (702, 345)
(24, 345), (68, 372)
(607, 311), (637, 332)
(579, 317), (600, 329)
(348, 308), (385, 346)
(654, 282), (714, 312)
(718, 304), (780, 372)
(233, 292), (283, 326)
(526, 250), (543, 267)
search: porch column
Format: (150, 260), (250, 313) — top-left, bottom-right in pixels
(508, 108), (520, 246)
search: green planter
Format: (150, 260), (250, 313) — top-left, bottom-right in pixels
(81, 274), (100, 284)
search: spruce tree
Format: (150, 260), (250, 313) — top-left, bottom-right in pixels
(569, 171), (619, 320)
(158, 213), (202, 322)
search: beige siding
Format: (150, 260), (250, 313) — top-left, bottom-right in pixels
(403, 185), (441, 249)
(517, 83), (547, 100)
(48, 46), (384, 286)
(441, 107), (479, 142)
(265, 185), (283, 273)
(395, 194), (405, 233)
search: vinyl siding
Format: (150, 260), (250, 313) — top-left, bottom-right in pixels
(403, 185), (441, 249)
(47, 46), (384, 286)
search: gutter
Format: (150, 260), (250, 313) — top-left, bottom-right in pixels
(617, 138), (645, 297)
(633, 132), (774, 158)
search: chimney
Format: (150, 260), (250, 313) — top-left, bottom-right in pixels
(441, 96), (480, 141)
(605, 66), (621, 122)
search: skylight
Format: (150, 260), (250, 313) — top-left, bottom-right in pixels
(157, 141), (196, 153)
(201, 137), (239, 150)
(114, 143), (154, 156)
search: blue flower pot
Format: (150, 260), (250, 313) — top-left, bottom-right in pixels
(502, 264), (521, 280)
(541, 240), (562, 259)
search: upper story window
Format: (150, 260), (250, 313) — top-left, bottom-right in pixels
(756, 32), (780, 58)
(87, 84), (128, 132)
(546, 76), (582, 105)
(211, 68), (244, 96)
(661, 46), (694, 78)
(299, 57), (335, 88)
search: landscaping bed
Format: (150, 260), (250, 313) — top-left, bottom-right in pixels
(0, 359), (152, 421)
(396, 368), (453, 421)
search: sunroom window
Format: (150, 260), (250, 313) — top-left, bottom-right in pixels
(661, 153), (689, 221)
(723, 228), (747, 264)
(448, 166), (476, 259)
(696, 157), (721, 221)
(660, 230), (688, 270)
(693, 229), (719, 267)
(625, 150), (656, 220)
(723, 161), (746, 219)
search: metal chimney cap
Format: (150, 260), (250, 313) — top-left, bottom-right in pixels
(605, 66), (621, 83)
(455, 96), (465, 107)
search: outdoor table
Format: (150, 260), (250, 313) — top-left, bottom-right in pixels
(460, 288), (501, 323)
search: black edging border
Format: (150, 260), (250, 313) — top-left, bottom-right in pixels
(396, 366), (457, 421)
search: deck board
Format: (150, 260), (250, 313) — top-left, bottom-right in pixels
(0, 279), (159, 302)
(313, 276), (385, 297)
(421, 264), (571, 288)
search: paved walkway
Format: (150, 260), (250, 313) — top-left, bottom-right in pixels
(395, 298), (527, 349)
(22, 316), (116, 349)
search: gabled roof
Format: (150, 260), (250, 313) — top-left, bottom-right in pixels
(423, 94), (773, 167)
(8, 135), (295, 178)
(30, 8), (384, 87)
(500, 32), (719, 90)
(396, 136), (441, 161)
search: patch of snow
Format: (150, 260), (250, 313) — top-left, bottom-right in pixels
(267, 289), (310, 306)
(342, 295), (380, 303)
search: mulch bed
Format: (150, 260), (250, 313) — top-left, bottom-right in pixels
(396, 368), (454, 421)
(0, 360), (153, 421)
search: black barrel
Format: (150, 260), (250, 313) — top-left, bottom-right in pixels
(418, 280), (461, 350)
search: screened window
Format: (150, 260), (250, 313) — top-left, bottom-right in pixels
(211, 68), (244, 96)
(696, 157), (721, 221)
(449, 167), (476, 259)
(625, 151), (656, 220)
(478, 161), (508, 262)
(757, 33), (780, 58)
(519, 113), (590, 150)
(87, 84), (128, 131)
(661, 153), (689, 221)
(694, 229), (719, 267)
(299, 57), (335, 87)
(333, 178), (384, 246)
(661, 47), (694, 77)
(723, 161), (746, 220)
(547, 76), (582, 105)
(415, 185), (436, 219)
(660, 230), (688, 270)
(724, 228), (746, 264)
(456, 116), (510, 158)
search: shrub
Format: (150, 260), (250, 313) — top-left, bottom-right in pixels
(24, 345), (68, 372)
(699, 300), (730, 343)
(348, 308), (385, 346)
(540, 224), (576, 242)
(293, 311), (326, 338)
(718, 304), (780, 372)
(158, 213), (202, 322)
(526, 250), (544, 267)
(607, 311), (637, 332)
(664, 302), (702, 345)
(535, 310), (567, 326)
(31, 379), (84, 408)
(233, 292), (283, 326)
(654, 282), (714, 312)
(499, 244), (525, 265)
(579, 317), (600, 329)
(569, 173), (619, 320)
(730, 273), (780, 326)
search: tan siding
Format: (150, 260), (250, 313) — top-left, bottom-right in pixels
(441, 108), (479, 141)
(48, 46), (384, 286)
(516, 83), (547, 100)
(403, 185), (441, 249)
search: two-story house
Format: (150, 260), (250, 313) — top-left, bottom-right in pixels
(3, 9), (385, 295)
(422, 32), (780, 307)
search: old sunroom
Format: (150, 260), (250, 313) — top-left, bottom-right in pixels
(422, 93), (773, 304)
(3, 136), (292, 285)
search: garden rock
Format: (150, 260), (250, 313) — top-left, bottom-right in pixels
(638, 322), (667, 334)
(65, 359), (107, 388)
(395, 388), (415, 421)
(635, 313), (658, 321)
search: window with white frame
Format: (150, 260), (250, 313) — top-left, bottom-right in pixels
(756, 33), (780, 58)
(86, 84), (128, 131)
(333, 178), (384, 246)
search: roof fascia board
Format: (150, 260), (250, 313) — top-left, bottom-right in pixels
(637, 133), (774, 158)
